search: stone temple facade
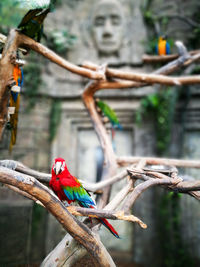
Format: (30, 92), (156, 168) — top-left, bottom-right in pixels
(0, 0), (200, 266)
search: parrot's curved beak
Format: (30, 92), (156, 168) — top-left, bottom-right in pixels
(54, 161), (62, 175)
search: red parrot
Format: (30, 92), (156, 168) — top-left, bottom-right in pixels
(50, 157), (120, 238)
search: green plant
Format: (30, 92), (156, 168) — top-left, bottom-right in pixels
(158, 192), (194, 267)
(136, 88), (177, 155)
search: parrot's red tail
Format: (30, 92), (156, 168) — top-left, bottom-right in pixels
(100, 218), (120, 238)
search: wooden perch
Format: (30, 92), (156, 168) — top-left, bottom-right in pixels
(142, 49), (200, 63)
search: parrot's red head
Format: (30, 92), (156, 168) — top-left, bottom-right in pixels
(52, 157), (67, 175)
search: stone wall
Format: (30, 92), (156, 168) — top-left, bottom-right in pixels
(0, 96), (52, 265)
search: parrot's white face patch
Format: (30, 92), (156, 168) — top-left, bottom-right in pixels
(54, 161), (65, 175)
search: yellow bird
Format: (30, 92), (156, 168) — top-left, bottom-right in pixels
(156, 36), (170, 55)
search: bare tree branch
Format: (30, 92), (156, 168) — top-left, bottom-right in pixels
(117, 156), (200, 168)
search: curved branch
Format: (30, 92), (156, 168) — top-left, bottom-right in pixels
(122, 177), (181, 214)
(83, 81), (118, 207)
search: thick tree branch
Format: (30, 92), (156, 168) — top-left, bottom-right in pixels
(0, 167), (115, 267)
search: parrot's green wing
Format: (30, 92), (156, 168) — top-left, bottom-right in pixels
(18, 9), (43, 28)
(96, 100), (122, 128)
(18, 8), (50, 41)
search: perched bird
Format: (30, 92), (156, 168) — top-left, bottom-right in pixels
(50, 157), (120, 238)
(96, 99), (122, 151)
(96, 99), (122, 130)
(156, 35), (170, 56)
(17, 0), (56, 43)
(17, 8), (50, 42)
(9, 64), (24, 151)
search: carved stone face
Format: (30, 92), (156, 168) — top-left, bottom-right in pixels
(91, 0), (124, 56)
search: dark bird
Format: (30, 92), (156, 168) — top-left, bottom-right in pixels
(17, 0), (56, 42)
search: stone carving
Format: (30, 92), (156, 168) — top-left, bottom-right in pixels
(90, 0), (125, 58)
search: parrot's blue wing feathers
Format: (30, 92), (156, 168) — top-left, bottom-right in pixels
(166, 42), (170, 55)
(155, 44), (158, 55)
(63, 186), (96, 207)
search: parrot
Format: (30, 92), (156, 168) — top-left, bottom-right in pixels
(17, 0), (56, 43)
(155, 35), (170, 56)
(96, 99), (122, 151)
(96, 99), (122, 130)
(9, 64), (24, 151)
(50, 157), (120, 238)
